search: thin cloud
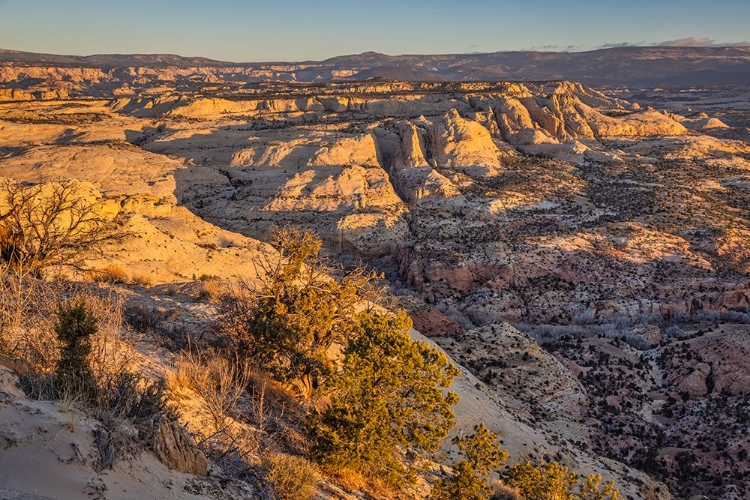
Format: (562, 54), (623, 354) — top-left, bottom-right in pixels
(524, 44), (583, 52)
(598, 38), (750, 49)
(657, 37), (750, 47)
(599, 41), (647, 48)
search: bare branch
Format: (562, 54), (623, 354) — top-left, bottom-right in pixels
(0, 180), (122, 272)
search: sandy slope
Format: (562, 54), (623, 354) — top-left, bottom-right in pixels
(0, 367), (256, 500)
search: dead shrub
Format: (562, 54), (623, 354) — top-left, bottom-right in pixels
(0, 179), (120, 271)
(167, 348), (251, 433)
(0, 266), (65, 371)
(491, 480), (522, 500)
(243, 370), (310, 456)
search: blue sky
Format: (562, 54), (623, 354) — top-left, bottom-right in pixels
(1, 0), (748, 61)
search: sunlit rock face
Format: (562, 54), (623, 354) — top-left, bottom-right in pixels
(127, 80), (689, 258)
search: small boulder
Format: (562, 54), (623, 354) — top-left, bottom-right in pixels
(678, 363), (711, 399)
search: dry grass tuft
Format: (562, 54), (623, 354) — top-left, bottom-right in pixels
(330, 467), (368, 493)
(166, 348), (251, 433)
(265, 454), (318, 500)
(96, 265), (129, 284)
(491, 480), (522, 500)
(129, 270), (152, 287)
(197, 277), (223, 302)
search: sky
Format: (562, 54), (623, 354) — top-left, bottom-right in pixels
(0, 0), (748, 62)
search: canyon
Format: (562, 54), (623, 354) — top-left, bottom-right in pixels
(1, 50), (750, 499)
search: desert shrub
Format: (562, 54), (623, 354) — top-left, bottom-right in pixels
(55, 298), (98, 399)
(124, 303), (168, 332)
(49, 297), (169, 423)
(129, 270), (152, 286)
(577, 474), (621, 500)
(12, 284), (126, 398)
(17, 371), (57, 400)
(265, 454), (319, 500)
(16, 293), (170, 433)
(310, 310), (459, 488)
(505, 460), (577, 500)
(165, 345), (274, 463)
(0, 263), (126, 374)
(0, 267), (65, 371)
(490, 481), (522, 500)
(87, 371), (174, 470)
(95, 370), (173, 423)
(504, 459), (619, 500)
(217, 226), (460, 488)
(430, 423), (509, 500)
(219, 225), (377, 395)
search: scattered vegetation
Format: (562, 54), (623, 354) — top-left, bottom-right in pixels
(0, 211), (625, 498)
(0, 203), (176, 472)
(216, 226), (462, 491)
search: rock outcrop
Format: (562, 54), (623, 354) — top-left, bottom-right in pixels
(153, 418), (208, 475)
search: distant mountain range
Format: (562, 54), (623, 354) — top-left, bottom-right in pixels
(2, 46), (750, 87)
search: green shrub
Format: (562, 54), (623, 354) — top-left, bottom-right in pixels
(430, 423), (509, 500)
(310, 310), (459, 488)
(220, 225), (376, 395)
(504, 459), (620, 500)
(55, 298), (98, 399)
